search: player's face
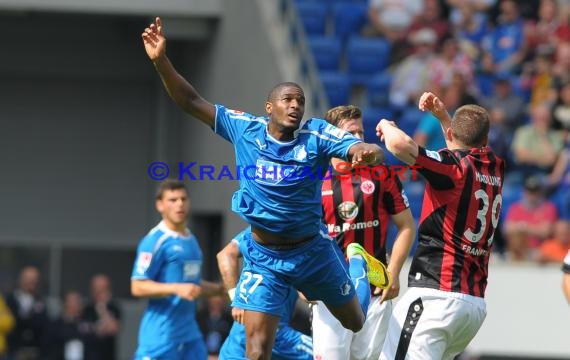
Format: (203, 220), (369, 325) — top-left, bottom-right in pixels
(156, 189), (190, 228)
(338, 117), (364, 140)
(266, 86), (305, 131)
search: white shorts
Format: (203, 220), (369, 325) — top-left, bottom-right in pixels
(312, 296), (392, 360)
(380, 287), (487, 360)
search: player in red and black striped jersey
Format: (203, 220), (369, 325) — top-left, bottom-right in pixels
(312, 105), (416, 360)
(377, 92), (505, 360)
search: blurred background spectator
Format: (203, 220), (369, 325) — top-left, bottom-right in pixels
(81, 274), (121, 360)
(538, 220), (570, 263)
(503, 177), (558, 261)
(46, 291), (88, 360)
(6, 266), (49, 360)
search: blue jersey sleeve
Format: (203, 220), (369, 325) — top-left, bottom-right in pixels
(131, 234), (165, 280)
(214, 104), (266, 144)
(307, 119), (362, 161)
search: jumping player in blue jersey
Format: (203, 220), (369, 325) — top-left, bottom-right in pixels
(142, 17), (391, 359)
(130, 179), (224, 360)
(217, 228), (313, 359)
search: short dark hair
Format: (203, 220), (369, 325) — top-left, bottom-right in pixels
(324, 105), (362, 127)
(451, 104), (490, 147)
(155, 179), (187, 200)
(267, 82), (304, 102)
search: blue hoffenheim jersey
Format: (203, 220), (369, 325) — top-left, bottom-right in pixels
(214, 105), (361, 238)
(131, 221), (204, 352)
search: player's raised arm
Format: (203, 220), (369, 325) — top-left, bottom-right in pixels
(142, 17), (216, 127)
(418, 91), (452, 147)
(376, 120), (418, 165)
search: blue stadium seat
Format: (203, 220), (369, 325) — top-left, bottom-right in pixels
(501, 183), (523, 218)
(320, 71), (351, 107)
(295, 2), (328, 36)
(366, 72), (392, 108)
(331, 2), (367, 43)
(361, 106), (394, 142)
(398, 107), (423, 135)
(308, 36), (342, 71)
(346, 37), (391, 86)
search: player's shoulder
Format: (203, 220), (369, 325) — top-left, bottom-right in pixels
(299, 118), (358, 141)
(216, 104), (268, 125)
(138, 225), (171, 249)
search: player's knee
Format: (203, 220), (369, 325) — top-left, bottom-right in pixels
(246, 334), (271, 360)
(339, 313), (365, 332)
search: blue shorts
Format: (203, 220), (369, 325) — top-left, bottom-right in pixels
(219, 323), (313, 360)
(134, 338), (207, 360)
(232, 228), (355, 317)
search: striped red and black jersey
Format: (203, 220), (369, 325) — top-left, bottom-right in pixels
(409, 146), (505, 298)
(321, 165), (410, 264)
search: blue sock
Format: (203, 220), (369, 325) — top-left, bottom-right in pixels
(348, 255), (370, 315)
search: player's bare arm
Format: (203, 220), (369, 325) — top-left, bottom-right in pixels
(199, 281), (225, 297)
(217, 241), (241, 299)
(348, 143), (384, 166)
(131, 279), (202, 300)
(379, 209), (415, 302)
(217, 241), (245, 323)
(376, 120), (419, 165)
(142, 17), (216, 127)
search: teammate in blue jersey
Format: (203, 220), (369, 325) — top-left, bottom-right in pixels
(142, 17), (391, 359)
(130, 179), (224, 360)
(217, 228), (313, 359)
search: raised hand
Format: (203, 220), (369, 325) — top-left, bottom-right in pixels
(142, 17), (166, 61)
(418, 92), (447, 119)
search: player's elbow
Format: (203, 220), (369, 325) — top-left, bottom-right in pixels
(130, 281), (144, 297)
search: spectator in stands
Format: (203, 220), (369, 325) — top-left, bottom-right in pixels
(365, 0), (423, 42)
(481, 0), (527, 74)
(0, 294), (14, 360)
(524, 0), (560, 57)
(547, 139), (570, 218)
(519, 49), (555, 108)
(407, 0), (450, 43)
(552, 80), (570, 132)
(511, 103), (564, 176)
(6, 266), (49, 360)
(196, 295), (233, 357)
(389, 27), (437, 109)
(539, 220), (570, 263)
(504, 176), (558, 261)
(429, 36), (475, 95)
(81, 274), (121, 360)
(453, 2), (492, 61)
(480, 74), (526, 133)
(552, 42), (570, 86)
(46, 291), (89, 360)
(446, 0), (497, 29)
